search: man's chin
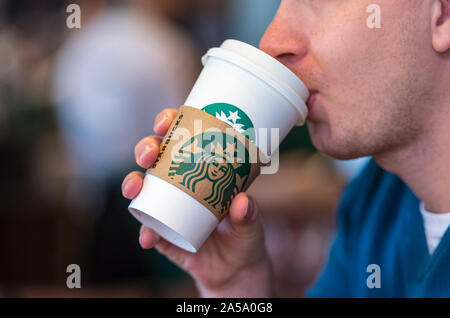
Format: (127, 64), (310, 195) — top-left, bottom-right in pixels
(310, 133), (367, 161)
(324, 150), (364, 161)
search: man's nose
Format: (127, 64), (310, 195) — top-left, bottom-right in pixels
(259, 2), (309, 69)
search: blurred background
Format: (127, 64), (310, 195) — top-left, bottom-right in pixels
(0, 0), (369, 297)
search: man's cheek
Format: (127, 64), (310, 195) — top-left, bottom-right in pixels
(311, 28), (369, 83)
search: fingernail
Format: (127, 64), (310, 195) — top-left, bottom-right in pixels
(244, 196), (254, 221)
(139, 145), (152, 166)
(155, 114), (168, 132)
(139, 228), (147, 245)
(123, 177), (133, 195)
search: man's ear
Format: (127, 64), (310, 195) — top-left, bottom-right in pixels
(431, 0), (450, 53)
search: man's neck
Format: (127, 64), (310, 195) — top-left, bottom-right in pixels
(374, 106), (450, 214)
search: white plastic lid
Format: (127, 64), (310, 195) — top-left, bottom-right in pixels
(202, 39), (309, 125)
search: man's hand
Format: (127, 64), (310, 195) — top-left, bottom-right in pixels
(121, 108), (275, 297)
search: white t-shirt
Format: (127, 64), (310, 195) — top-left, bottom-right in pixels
(420, 202), (450, 255)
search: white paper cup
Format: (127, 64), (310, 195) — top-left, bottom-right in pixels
(186, 39), (309, 155)
(129, 174), (217, 253)
(129, 39), (309, 253)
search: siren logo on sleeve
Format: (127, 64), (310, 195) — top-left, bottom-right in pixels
(201, 103), (255, 143)
(168, 132), (251, 216)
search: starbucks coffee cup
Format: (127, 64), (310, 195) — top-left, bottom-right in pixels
(129, 40), (309, 253)
(186, 39), (309, 155)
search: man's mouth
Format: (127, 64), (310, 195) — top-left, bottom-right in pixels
(306, 90), (318, 110)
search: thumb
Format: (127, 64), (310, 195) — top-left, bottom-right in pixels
(227, 192), (262, 239)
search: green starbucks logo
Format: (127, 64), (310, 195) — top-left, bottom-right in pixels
(168, 131), (251, 216)
(202, 103), (255, 143)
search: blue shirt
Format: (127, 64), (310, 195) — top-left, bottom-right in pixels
(308, 160), (450, 297)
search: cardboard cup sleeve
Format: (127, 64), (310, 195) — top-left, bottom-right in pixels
(147, 105), (267, 221)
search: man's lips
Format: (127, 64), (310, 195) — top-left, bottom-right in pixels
(306, 90), (318, 110)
